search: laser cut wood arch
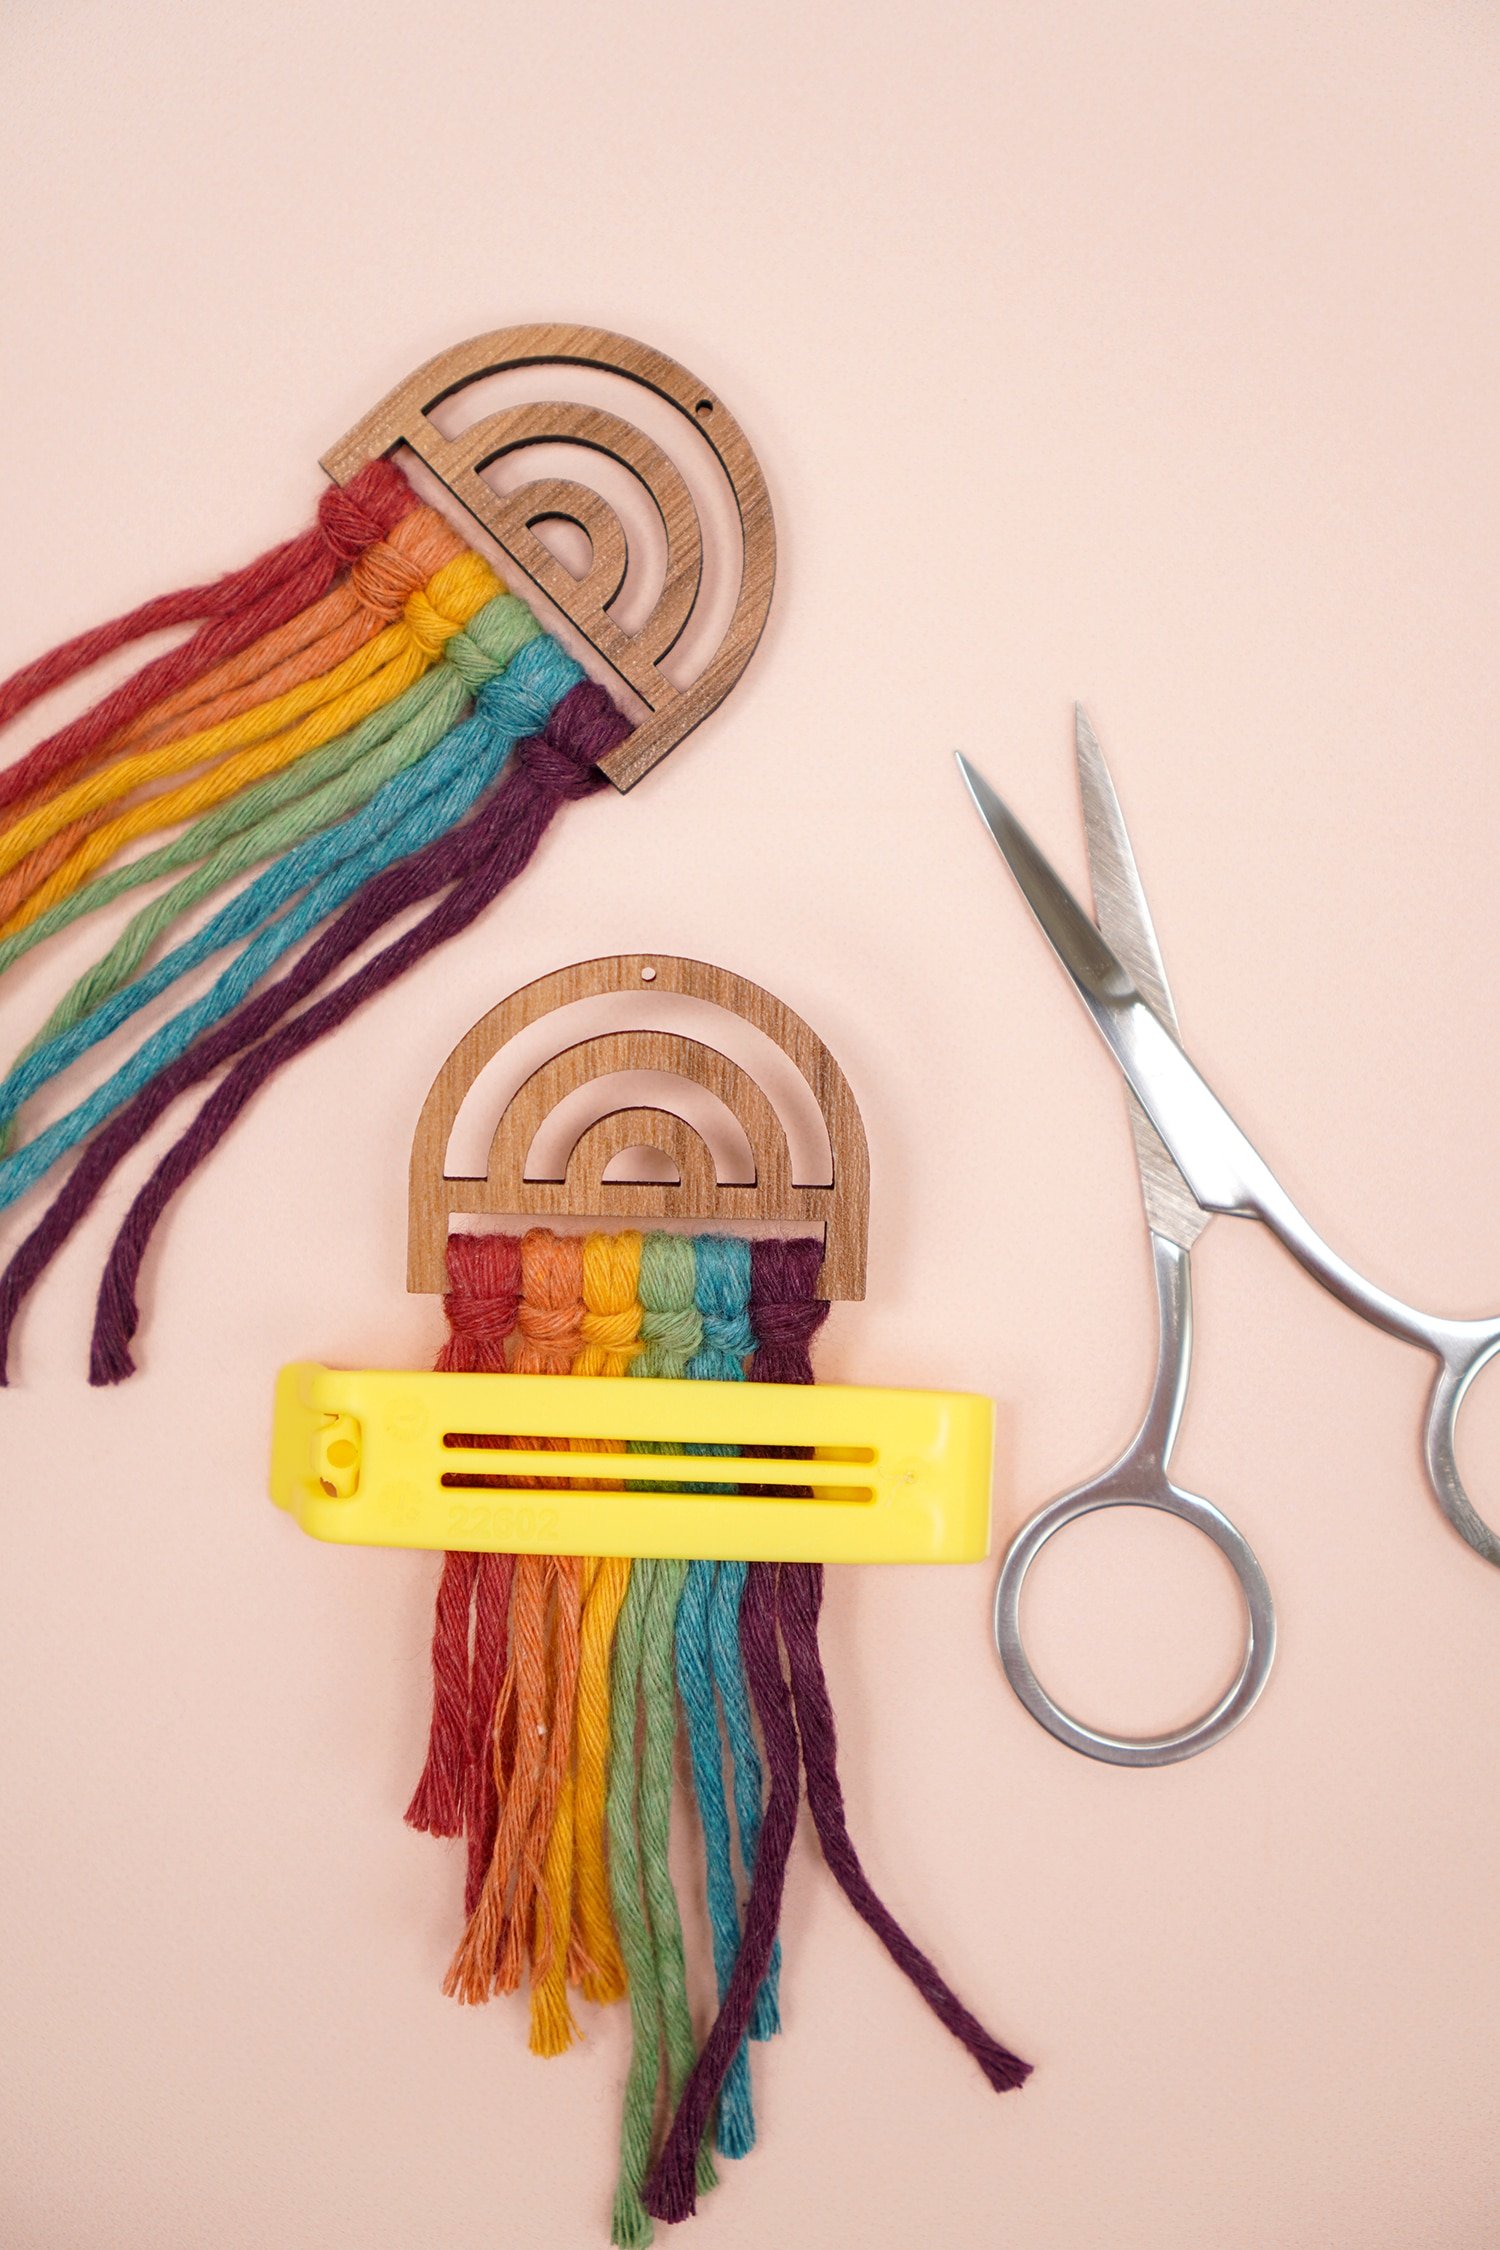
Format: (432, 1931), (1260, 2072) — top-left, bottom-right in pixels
(408, 955), (869, 1300)
(321, 325), (775, 793)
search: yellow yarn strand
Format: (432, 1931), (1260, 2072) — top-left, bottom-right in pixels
(0, 552), (499, 927)
(568, 1232), (643, 2010)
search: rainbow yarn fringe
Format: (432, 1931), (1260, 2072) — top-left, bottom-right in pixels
(412, 1228), (1031, 2245)
(0, 466), (626, 1377)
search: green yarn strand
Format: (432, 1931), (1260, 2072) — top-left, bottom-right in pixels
(606, 1235), (717, 2243)
(606, 1567), (663, 2250)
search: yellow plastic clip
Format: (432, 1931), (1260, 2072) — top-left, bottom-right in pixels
(270, 1364), (993, 1563)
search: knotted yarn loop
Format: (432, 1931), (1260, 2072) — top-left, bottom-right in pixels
(640, 1303), (703, 1364)
(580, 1303), (643, 1358)
(438, 1233), (522, 1358)
(442, 594), (534, 693)
(348, 539), (430, 619)
(513, 725), (602, 802)
(699, 1304), (755, 1360)
(516, 1299), (585, 1351)
(547, 680), (630, 773)
(315, 462), (412, 564)
(749, 1238), (830, 1384)
(474, 636), (580, 745)
(402, 585), (467, 658)
(747, 1297), (827, 1352)
(443, 1279), (523, 1348)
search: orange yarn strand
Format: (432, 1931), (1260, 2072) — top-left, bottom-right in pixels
(568, 1230), (642, 2005)
(443, 1231), (586, 2011)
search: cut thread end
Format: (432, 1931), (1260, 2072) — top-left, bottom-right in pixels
(528, 1986), (578, 2058)
(640, 2138), (699, 2227)
(610, 2188), (655, 2250)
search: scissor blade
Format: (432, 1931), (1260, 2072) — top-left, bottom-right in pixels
(955, 753), (1135, 1006)
(1075, 708), (1179, 1035)
(1074, 710), (1211, 1252)
(955, 750), (1267, 1225)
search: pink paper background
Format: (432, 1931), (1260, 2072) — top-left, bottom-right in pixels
(2, 4), (1498, 2245)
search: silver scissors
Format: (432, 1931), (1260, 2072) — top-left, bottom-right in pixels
(958, 710), (1500, 1767)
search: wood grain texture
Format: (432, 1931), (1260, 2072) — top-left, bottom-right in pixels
(321, 325), (774, 791)
(407, 954), (869, 1300)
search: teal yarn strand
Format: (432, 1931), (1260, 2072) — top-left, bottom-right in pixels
(690, 1233), (782, 2040)
(678, 1234), (779, 2158)
(706, 1558), (782, 2043)
(675, 1565), (757, 2159)
(632, 1236), (716, 2197)
(0, 627), (577, 1211)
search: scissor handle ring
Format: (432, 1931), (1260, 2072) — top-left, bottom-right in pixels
(994, 1482), (1277, 1767)
(1423, 1325), (1500, 1569)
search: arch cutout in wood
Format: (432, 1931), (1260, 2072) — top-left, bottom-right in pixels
(321, 325), (775, 793)
(408, 955), (869, 1300)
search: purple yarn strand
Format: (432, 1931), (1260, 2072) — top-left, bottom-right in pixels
(0, 682), (624, 1383)
(750, 1238), (1032, 2096)
(778, 1560), (1033, 2095)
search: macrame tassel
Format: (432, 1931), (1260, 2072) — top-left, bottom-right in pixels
(0, 678), (626, 1383)
(632, 1243), (715, 2191)
(0, 459), (416, 816)
(570, 1547), (631, 2003)
(536, 1557), (609, 2038)
(0, 505), (459, 931)
(405, 1235), (522, 1840)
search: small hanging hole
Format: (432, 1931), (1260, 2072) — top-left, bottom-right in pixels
(639, 964), (657, 983)
(695, 399), (714, 417)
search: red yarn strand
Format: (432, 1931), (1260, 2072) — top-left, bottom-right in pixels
(0, 460), (417, 816)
